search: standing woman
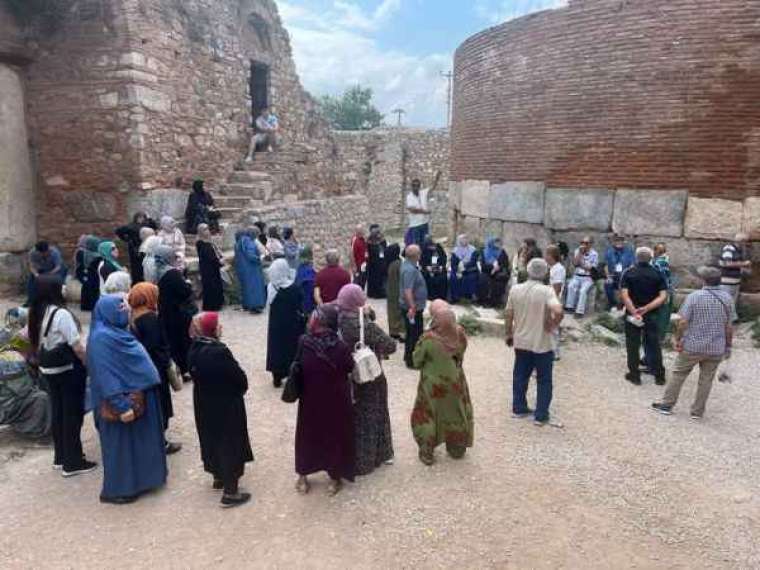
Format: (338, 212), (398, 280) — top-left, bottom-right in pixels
(88, 294), (167, 504)
(28, 276), (96, 476)
(158, 216), (186, 272)
(411, 300), (474, 465)
(155, 246), (197, 381)
(196, 223), (225, 311)
(478, 237), (510, 308)
(421, 235), (448, 301)
(266, 259), (304, 388)
(282, 227), (301, 270)
(267, 226), (285, 259)
(384, 244), (404, 341)
(450, 234), (480, 303)
(366, 224), (388, 299)
(185, 179), (220, 234)
(127, 282), (182, 455)
(337, 284), (397, 475)
(295, 305), (355, 496)
(115, 211), (157, 284)
(234, 229), (266, 314)
(80, 236), (103, 311)
(188, 312), (253, 508)
(295, 245), (317, 317)
(97, 241), (124, 296)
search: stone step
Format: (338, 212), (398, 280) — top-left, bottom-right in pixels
(214, 195), (253, 209)
(228, 170), (272, 184)
(223, 183), (272, 201)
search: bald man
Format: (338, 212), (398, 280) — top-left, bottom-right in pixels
(351, 224), (368, 290)
(400, 245), (428, 367)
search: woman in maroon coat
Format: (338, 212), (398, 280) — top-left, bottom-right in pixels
(295, 304), (355, 496)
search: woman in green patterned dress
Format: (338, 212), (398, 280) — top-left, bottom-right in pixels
(411, 299), (474, 465)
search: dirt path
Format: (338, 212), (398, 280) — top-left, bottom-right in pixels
(1, 299), (758, 569)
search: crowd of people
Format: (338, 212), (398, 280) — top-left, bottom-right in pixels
(1, 171), (751, 510)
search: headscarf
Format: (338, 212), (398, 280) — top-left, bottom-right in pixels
(197, 223), (211, 242)
(140, 234), (162, 255)
(428, 299), (466, 354)
(139, 226), (155, 243)
(299, 245), (313, 263)
(453, 234), (476, 264)
(104, 271), (132, 294)
(98, 241), (124, 270)
(160, 216), (176, 232)
(192, 179), (204, 194)
(267, 258), (295, 305)
(77, 235), (102, 269)
(127, 282), (159, 321)
(337, 284), (366, 317)
(484, 237), (502, 265)
(385, 243), (401, 261)
(190, 312), (220, 339)
(304, 304), (342, 366)
(87, 294), (160, 410)
(368, 224), (384, 245)
(153, 245), (177, 282)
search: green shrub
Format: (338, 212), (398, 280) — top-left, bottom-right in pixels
(458, 314), (482, 336)
(594, 311), (625, 334)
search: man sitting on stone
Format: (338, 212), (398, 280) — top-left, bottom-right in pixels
(718, 232), (751, 322)
(603, 234), (635, 311)
(245, 107), (280, 161)
(26, 241), (67, 306)
(563, 236), (599, 317)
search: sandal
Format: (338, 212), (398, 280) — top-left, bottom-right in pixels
(295, 477), (310, 495)
(327, 479), (342, 497)
(418, 450), (435, 466)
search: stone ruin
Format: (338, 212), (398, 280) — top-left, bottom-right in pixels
(450, 0), (760, 293)
(0, 0), (451, 293)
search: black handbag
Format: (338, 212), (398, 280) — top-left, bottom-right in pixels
(282, 338), (304, 403)
(38, 308), (78, 370)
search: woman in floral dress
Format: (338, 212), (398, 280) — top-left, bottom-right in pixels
(411, 299), (474, 465)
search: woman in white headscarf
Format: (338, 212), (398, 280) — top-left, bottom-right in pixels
(158, 216), (186, 272)
(266, 258), (304, 388)
(141, 235), (163, 285)
(103, 271), (132, 295)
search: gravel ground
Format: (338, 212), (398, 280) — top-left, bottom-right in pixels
(0, 297), (758, 569)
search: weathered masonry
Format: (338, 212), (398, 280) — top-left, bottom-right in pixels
(451, 0), (760, 289)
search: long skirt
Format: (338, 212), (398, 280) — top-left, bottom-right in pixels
(97, 388), (167, 500)
(354, 375), (394, 476)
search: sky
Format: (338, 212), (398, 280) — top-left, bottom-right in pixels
(278, 0), (568, 128)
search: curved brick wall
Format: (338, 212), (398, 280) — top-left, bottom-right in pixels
(451, 0), (760, 199)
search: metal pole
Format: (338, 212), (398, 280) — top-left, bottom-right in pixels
(440, 70), (453, 128)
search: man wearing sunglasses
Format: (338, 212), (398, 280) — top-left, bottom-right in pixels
(564, 236), (599, 317)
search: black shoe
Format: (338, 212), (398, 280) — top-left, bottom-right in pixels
(165, 441), (182, 455)
(221, 492), (251, 509)
(512, 408), (534, 419)
(62, 460), (98, 478)
(655, 376), (666, 386)
(651, 402), (673, 415)
(212, 479), (224, 491)
(273, 378), (283, 388)
(625, 373), (642, 385)
(100, 494), (138, 505)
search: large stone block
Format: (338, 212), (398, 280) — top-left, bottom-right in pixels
(448, 180), (462, 211)
(544, 188), (614, 231)
(743, 197), (760, 240)
(460, 180), (490, 219)
(489, 181), (545, 224)
(0, 252), (25, 296)
(502, 222), (552, 260)
(127, 188), (189, 222)
(612, 189), (687, 237)
(684, 197), (743, 240)
(63, 192), (118, 223)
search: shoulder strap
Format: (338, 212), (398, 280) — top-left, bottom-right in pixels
(359, 307), (365, 347)
(705, 289), (732, 322)
(43, 307), (61, 340)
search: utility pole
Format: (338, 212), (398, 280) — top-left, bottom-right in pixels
(391, 108), (405, 127)
(440, 70), (453, 128)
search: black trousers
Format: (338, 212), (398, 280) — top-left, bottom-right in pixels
(46, 365), (86, 470)
(625, 315), (664, 379)
(402, 310), (424, 367)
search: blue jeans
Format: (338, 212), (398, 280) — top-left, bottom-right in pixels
(604, 276), (621, 309)
(408, 223), (429, 246)
(512, 349), (554, 422)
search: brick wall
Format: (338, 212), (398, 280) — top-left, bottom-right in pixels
(451, 0), (760, 199)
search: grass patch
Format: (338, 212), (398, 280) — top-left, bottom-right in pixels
(751, 319), (760, 348)
(593, 311), (625, 334)
(458, 314), (482, 337)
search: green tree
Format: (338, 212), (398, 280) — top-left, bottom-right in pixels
(318, 85), (384, 131)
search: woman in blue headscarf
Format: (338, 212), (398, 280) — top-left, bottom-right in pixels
(478, 237), (510, 308)
(88, 294), (167, 504)
(234, 228), (266, 313)
(449, 234), (480, 303)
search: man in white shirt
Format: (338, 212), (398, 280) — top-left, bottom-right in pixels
(245, 107), (280, 161)
(505, 258), (564, 426)
(545, 245), (566, 360)
(406, 171), (441, 245)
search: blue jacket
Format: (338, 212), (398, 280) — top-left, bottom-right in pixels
(605, 246), (635, 276)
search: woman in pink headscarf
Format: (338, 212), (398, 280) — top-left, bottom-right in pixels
(336, 284), (397, 476)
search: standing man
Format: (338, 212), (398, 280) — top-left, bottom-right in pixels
(603, 234), (635, 310)
(406, 171), (442, 246)
(564, 236), (599, 317)
(350, 225), (368, 290)
(545, 245), (566, 360)
(505, 258), (564, 426)
(652, 267), (733, 419)
(399, 245), (428, 368)
(313, 250), (351, 306)
(620, 247), (668, 386)
(718, 232), (751, 322)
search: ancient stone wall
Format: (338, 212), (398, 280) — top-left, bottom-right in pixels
(451, 0), (760, 289)
(332, 128), (450, 236)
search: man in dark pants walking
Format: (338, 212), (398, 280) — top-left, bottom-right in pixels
(399, 244), (428, 368)
(620, 247), (668, 385)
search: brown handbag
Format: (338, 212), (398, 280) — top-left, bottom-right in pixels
(99, 391), (146, 422)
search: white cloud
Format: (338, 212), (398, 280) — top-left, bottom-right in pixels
(475, 0), (568, 25)
(279, 0), (450, 128)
